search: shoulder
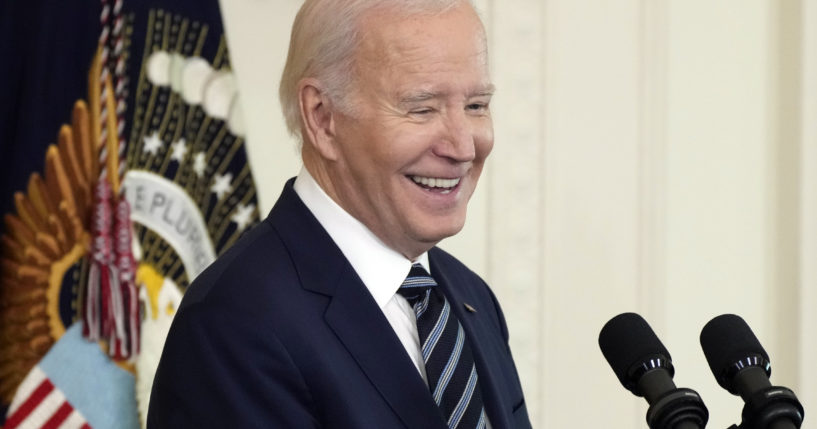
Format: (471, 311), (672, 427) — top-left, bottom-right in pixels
(429, 247), (510, 340)
(428, 246), (481, 282)
(179, 218), (289, 308)
(176, 209), (334, 331)
(428, 247), (493, 298)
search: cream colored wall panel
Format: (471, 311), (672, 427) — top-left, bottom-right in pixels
(798, 0), (817, 414)
(220, 0), (303, 214)
(485, 0), (545, 425)
(539, 0), (643, 427)
(765, 0), (803, 392)
(637, 0), (669, 325)
(664, 1), (771, 427)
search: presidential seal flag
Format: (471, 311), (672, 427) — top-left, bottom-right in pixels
(0, 0), (260, 427)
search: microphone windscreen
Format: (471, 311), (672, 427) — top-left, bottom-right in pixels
(599, 313), (672, 392)
(699, 314), (769, 387)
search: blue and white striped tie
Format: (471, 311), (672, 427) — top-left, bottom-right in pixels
(398, 263), (486, 429)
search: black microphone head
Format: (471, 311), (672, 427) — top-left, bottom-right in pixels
(599, 312), (674, 395)
(700, 314), (771, 394)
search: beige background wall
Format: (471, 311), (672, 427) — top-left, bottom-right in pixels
(220, 0), (816, 427)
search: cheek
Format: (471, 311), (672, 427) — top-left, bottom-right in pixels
(380, 133), (432, 169)
(475, 125), (494, 162)
(342, 131), (393, 179)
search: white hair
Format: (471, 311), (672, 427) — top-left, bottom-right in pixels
(278, 0), (479, 143)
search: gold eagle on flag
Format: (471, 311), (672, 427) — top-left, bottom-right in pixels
(1, 5), (260, 427)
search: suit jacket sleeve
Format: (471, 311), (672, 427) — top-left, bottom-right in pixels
(147, 295), (320, 428)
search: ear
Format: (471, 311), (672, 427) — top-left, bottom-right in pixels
(298, 78), (340, 161)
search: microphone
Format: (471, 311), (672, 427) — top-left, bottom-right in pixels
(599, 313), (709, 429)
(700, 314), (804, 429)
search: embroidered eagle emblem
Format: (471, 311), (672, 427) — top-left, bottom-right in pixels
(1, 6), (259, 427)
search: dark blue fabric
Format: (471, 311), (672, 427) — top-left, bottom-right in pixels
(147, 179), (532, 428)
(0, 1), (100, 230)
(0, 0), (232, 233)
(0, 3), (98, 420)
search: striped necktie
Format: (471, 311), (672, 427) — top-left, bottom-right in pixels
(398, 263), (486, 429)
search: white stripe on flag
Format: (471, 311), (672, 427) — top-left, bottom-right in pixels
(7, 367), (47, 415)
(17, 387), (67, 428)
(59, 409), (90, 429)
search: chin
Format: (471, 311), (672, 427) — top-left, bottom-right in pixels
(416, 217), (466, 244)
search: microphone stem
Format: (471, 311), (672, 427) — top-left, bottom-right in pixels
(674, 421), (703, 429)
(637, 369), (677, 403)
(735, 367), (771, 402)
(769, 419), (797, 429)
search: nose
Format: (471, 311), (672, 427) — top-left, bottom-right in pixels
(434, 109), (476, 162)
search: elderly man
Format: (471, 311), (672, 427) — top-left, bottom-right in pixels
(148, 0), (530, 428)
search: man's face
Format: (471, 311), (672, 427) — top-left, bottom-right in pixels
(323, 2), (493, 259)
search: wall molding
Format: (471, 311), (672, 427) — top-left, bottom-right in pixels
(798, 0), (817, 407)
(637, 0), (669, 332)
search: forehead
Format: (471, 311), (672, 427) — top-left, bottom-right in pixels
(354, 3), (490, 92)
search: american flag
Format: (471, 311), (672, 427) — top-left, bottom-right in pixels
(4, 367), (91, 429)
(3, 324), (139, 429)
(0, 0), (257, 426)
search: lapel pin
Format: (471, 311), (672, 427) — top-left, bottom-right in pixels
(464, 303), (477, 313)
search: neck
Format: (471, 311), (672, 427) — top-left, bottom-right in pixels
(300, 149), (436, 261)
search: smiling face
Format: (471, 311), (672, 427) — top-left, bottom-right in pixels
(303, 1), (493, 260)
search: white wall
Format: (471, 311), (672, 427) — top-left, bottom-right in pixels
(221, 0), (303, 208)
(220, 0), (816, 427)
(799, 0), (817, 417)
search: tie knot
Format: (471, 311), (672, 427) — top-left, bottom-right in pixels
(397, 263), (437, 305)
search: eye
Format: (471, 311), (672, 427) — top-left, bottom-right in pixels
(466, 102), (489, 114)
(410, 108), (434, 115)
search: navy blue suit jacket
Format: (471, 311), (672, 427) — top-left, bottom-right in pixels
(148, 179), (531, 428)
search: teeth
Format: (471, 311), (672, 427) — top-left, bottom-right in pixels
(410, 176), (460, 189)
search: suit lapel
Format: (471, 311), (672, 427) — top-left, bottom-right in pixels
(268, 181), (447, 429)
(324, 266), (448, 429)
(430, 252), (512, 429)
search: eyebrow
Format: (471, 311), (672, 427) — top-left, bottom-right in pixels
(474, 84), (496, 97)
(398, 85), (496, 105)
(400, 91), (438, 104)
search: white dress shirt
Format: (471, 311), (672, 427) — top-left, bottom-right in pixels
(293, 168), (430, 383)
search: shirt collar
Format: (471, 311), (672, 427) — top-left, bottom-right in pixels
(293, 167), (430, 308)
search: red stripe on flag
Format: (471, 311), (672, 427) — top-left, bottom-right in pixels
(81, 423), (93, 429)
(42, 401), (74, 429)
(4, 378), (55, 428)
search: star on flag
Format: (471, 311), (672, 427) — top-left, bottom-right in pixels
(143, 131), (164, 155)
(230, 203), (256, 232)
(193, 152), (206, 177)
(210, 173), (233, 200)
(170, 139), (188, 162)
